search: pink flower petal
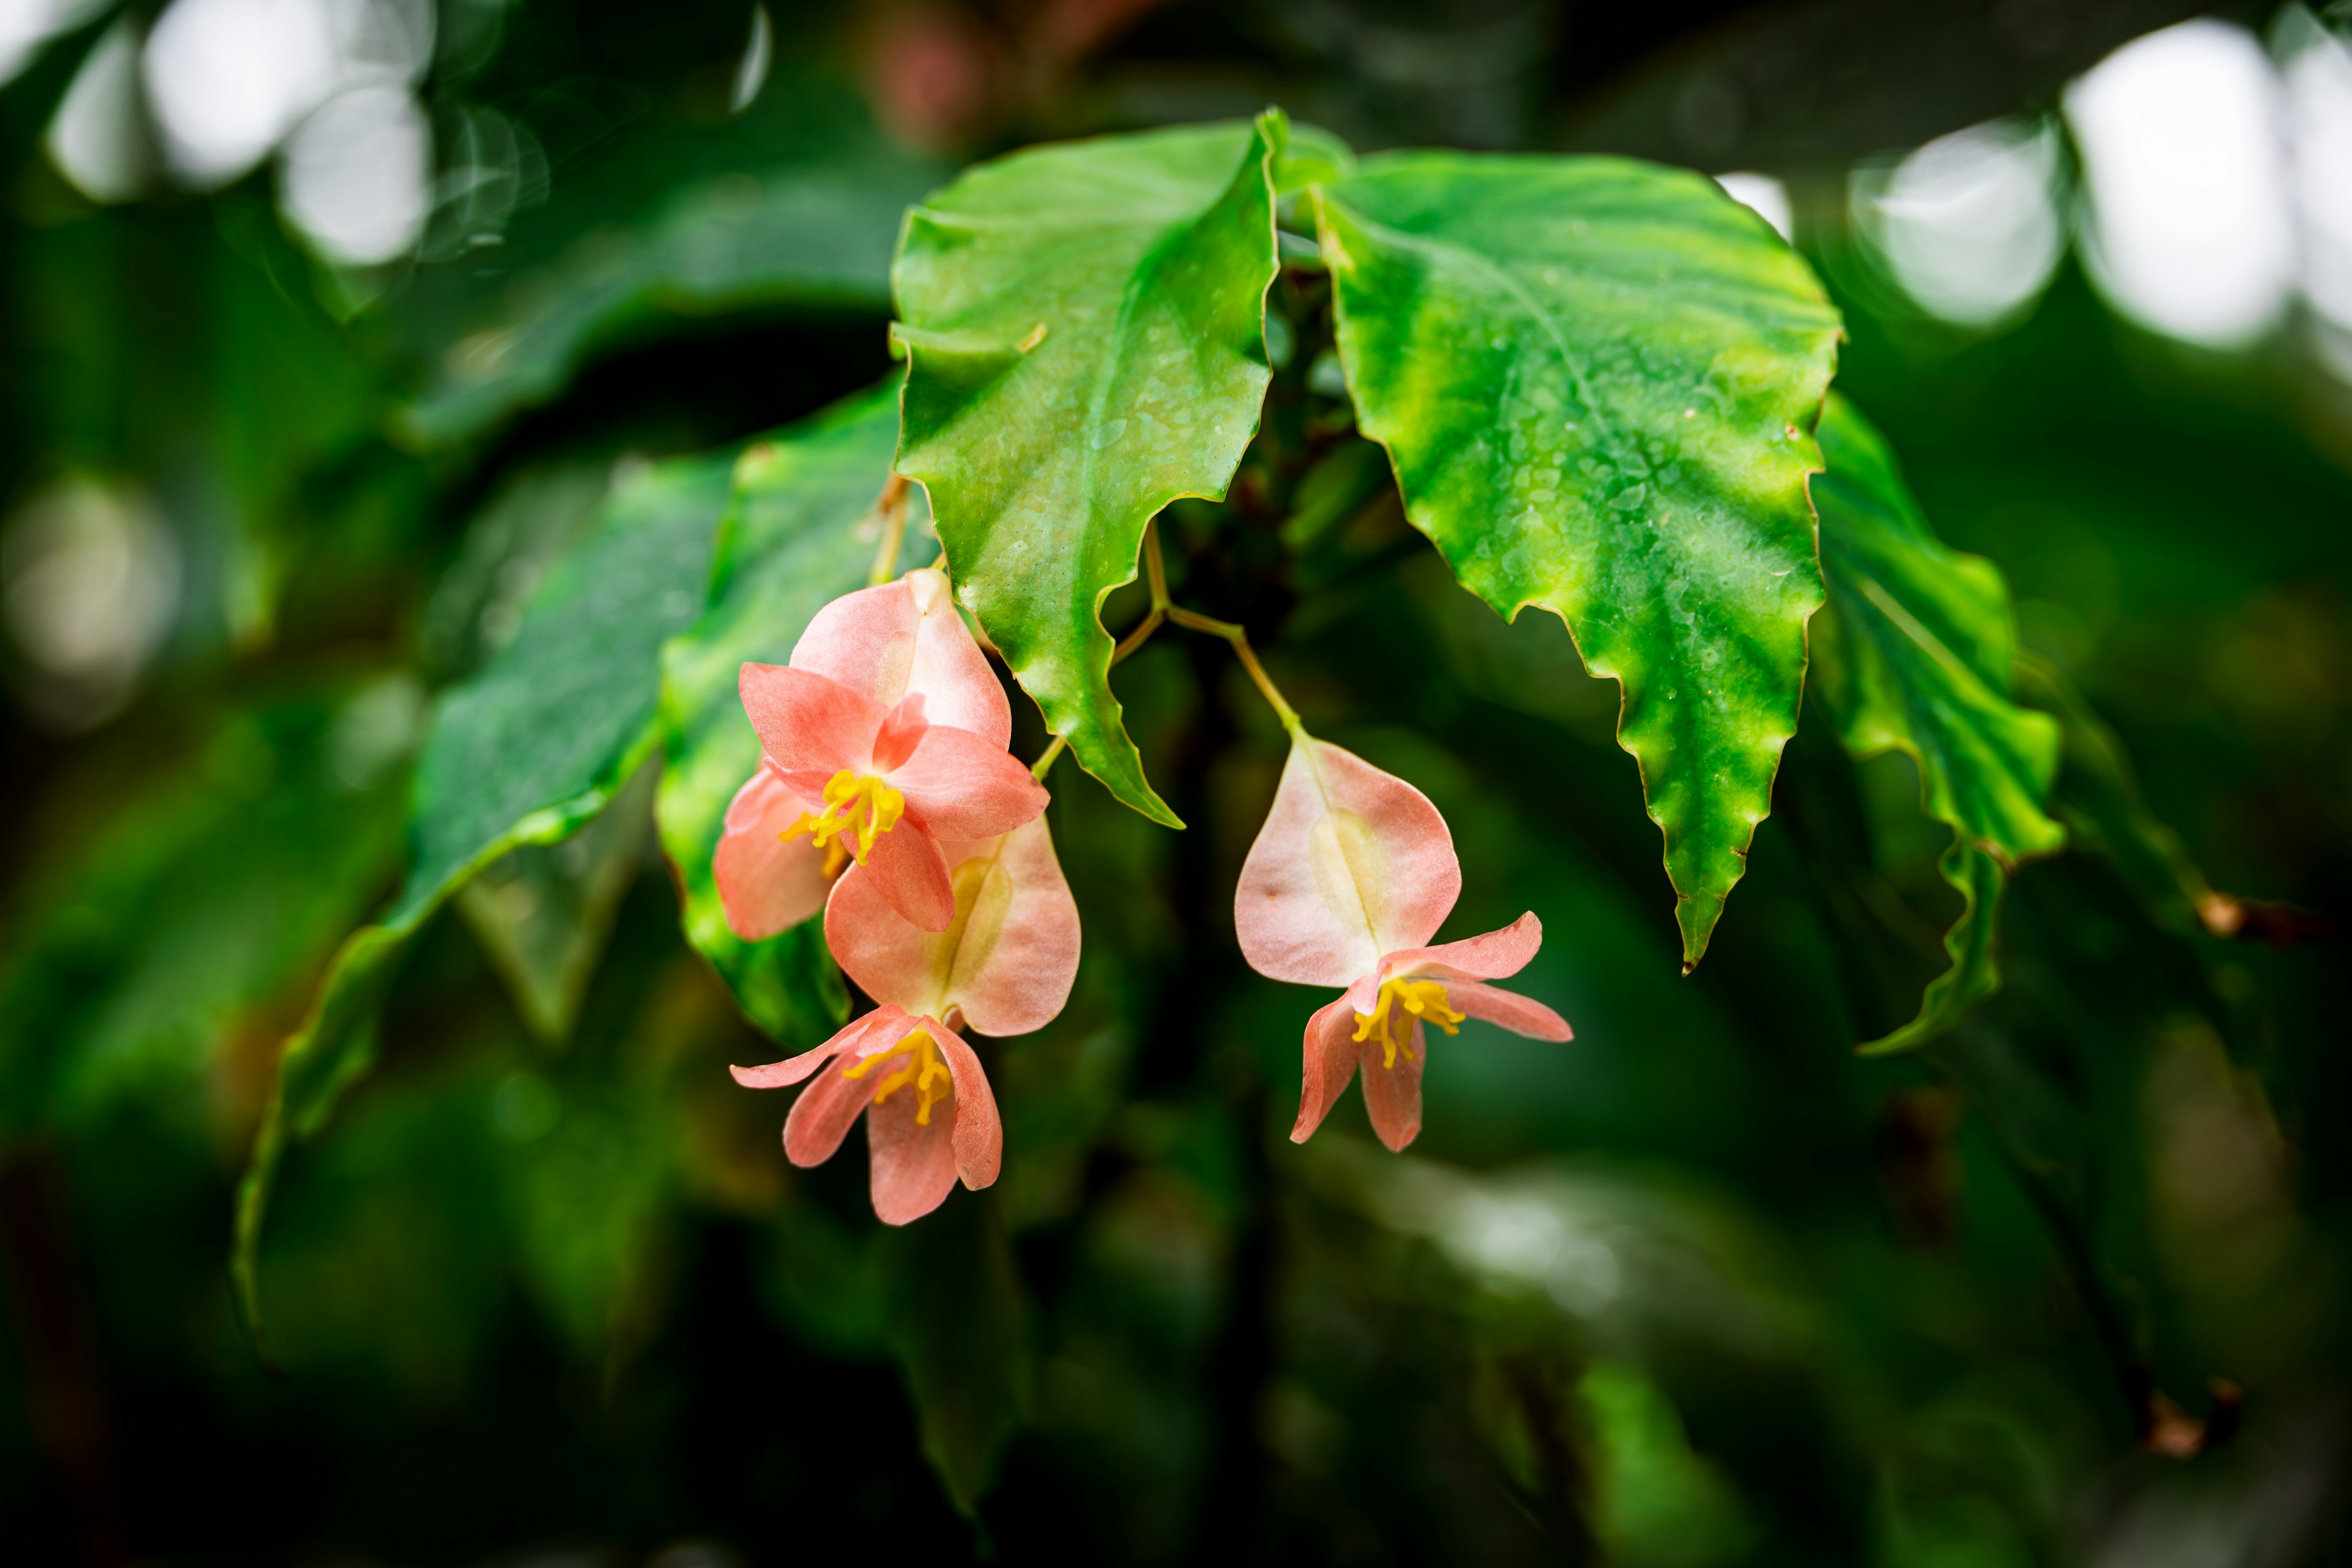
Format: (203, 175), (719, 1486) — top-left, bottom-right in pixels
(826, 817), (1080, 1036)
(714, 767), (829, 941)
(779, 1008), (910, 1164)
(1289, 992), (1366, 1144)
(791, 568), (1010, 748)
(863, 1019), (972, 1224)
(931, 1016), (1003, 1193)
(887, 723), (1050, 840)
(1357, 1020), (1426, 1152)
(730, 1007), (889, 1090)
(1382, 912), (1545, 985)
(1236, 734), (1462, 988)
(739, 663), (883, 783)
(1443, 979), (1572, 1042)
(851, 817), (958, 932)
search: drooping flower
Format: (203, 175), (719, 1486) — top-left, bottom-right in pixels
(718, 567), (1047, 936)
(731, 815), (1080, 1222)
(1234, 731), (1570, 1151)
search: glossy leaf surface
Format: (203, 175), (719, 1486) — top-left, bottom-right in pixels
(402, 156), (937, 449)
(656, 383), (918, 1041)
(1809, 396), (2064, 1052)
(1313, 153), (1842, 965)
(236, 452), (734, 1341)
(893, 116), (1284, 826)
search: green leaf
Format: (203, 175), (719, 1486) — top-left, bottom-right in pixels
(1808, 396), (2064, 1053)
(2011, 651), (2220, 938)
(456, 758), (658, 1044)
(400, 155), (940, 449)
(1310, 152), (1843, 967)
(893, 113), (1287, 827)
(655, 382), (919, 1041)
(881, 1191), (1030, 1515)
(236, 450), (734, 1348)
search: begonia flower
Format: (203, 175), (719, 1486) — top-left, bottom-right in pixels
(718, 567), (1047, 936)
(730, 815), (1080, 1223)
(1234, 731), (1570, 1152)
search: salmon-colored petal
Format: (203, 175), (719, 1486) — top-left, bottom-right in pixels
(729, 1006), (870, 1090)
(866, 1076), (962, 1224)
(1357, 1020), (1426, 1152)
(1290, 992), (1365, 1144)
(1382, 913), (1545, 985)
(714, 767), (828, 940)
(888, 724), (1050, 840)
(1443, 979), (1572, 1042)
(739, 663), (883, 782)
(792, 569), (1009, 748)
(872, 693), (929, 773)
(853, 819), (957, 932)
(827, 817), (1080, 1035)
(1236, 733), (1461, 988)
(931, 1017), (1003, 1191)
(779, 1009), (909, 1164)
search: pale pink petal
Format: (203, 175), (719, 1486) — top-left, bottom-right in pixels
(826, 818), (1079, 1035)
(739, 663), (883, 785)
(865, 1041), (963, 1224)
(791, 568), (1009, 748)
(871, 693), (930, 773)
(1289, 992), (1366, 1144)
(1236, 733), (1461, 988)
(887, 724), (1050, 840)
(1382, 913), (1545, 985)
(714, 767), (829, 940)
(930, 1017), (1003, 1191)
(1357, 1020), (1427, 1152)
(780, 1008), (910, 1165)
(732, 1006), (899, 1090)
(1442, 979), (1572, 1041)
(852, 817), (957, 932)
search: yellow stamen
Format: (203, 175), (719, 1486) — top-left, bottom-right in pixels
(840, 1025), (954, 1126)
(778, 769), (906, 865)
(1352, 978), (1464, 1070)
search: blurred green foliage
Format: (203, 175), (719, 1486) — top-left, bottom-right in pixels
(1, 1), (2346, 1564)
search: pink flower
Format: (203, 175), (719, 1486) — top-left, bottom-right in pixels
(719, 568), (1047, 937)
(731, 815), (1080, 1223)
(1234, 733), (1571, 1151)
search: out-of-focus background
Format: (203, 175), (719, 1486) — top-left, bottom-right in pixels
(1, 0), (2348, 1562)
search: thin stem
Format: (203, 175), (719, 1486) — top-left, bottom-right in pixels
(866, 475), (909, 587)
(1037, 518), (1301, 782)
(1166, 605), (1300, 731)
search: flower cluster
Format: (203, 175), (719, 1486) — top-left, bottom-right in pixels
(719, 566), (1570, 1223)
(718, 568), (1068, 1223)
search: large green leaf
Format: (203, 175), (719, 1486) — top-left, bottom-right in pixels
(1309, 153), (1842, 966)
(235, 451), (734, 1345)
(654, 383), (923, 1042)
(892, 114), (1286, 827)
(400, 155), (938, 450)
(882, 1190), (1030, 1515)
(1809, 396), (2063, 1052)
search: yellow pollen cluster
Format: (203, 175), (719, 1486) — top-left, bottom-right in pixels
(1353, 978), (1464, 1069)
(842, 1026), (954, 1126)
(782, 769), (905, 866)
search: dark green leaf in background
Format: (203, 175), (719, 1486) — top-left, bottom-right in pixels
(655, 382), (921, 1042)
(456, 758), (659, 1045)
(1310, 154), (1842, 967)
(401, 156), (940, 450)
(1809, 396), (2064, 1052)
(881, 1190), (1031, 1517)
(236, 452), (734, 1343)
(894, 114), (1286, 826)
